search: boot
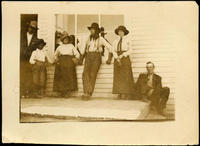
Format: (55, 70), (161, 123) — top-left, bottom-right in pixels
(106, 53), (113, 64)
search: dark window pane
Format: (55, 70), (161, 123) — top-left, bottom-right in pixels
(100, 15), (124, 44)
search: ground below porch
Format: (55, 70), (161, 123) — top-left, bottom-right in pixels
(20, 96), (171, 122)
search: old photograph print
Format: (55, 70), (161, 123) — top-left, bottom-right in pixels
(20, 11), (175, 122)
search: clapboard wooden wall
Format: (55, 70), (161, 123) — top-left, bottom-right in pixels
(38, 9), (175, 119)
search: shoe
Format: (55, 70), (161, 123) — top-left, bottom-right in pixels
(158, 108), (167, 116)
(82, 94), (90, 101)
(121, 94), (126, 99)
(116, 94), (122, 100)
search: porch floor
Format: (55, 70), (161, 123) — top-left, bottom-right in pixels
(20, 96), (167, 122)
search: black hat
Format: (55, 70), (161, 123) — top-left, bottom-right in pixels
(115, 25), (129, 35)
(88, 22), (100, 33)
(100, 27), (107, 35)
(36, 39), (46, 46)
(60, 34), (70, 42)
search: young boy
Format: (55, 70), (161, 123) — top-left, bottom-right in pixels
(29, 39), (49, 97)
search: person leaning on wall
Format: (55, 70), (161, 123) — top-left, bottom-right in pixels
(81, 22), (120, 100)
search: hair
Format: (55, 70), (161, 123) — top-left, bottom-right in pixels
(61, 36), (70, 43)
(89, 29), (100, 41)
(146, 61), (155, 68)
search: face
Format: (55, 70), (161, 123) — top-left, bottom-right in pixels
(38, 44), (45, 50)
(27, 26), (35, 34)
(118, 30), (125, 37)
(90, 28), (96, 35)
(146, 63), (155, 74)
(63, 37), (69, 44)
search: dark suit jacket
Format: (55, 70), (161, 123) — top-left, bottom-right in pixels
(135, 73), (162, 98)
(20, 32), (38, 62)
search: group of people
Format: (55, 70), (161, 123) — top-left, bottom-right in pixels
(20, 21), (170, 115)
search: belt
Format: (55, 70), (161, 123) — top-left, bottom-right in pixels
(87, 50), (102, 53)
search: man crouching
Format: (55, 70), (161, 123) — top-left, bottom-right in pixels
(135, 62), (170, 116)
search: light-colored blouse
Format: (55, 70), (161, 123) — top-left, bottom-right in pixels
(29, 49), (47, 64)
(54, 44), (80, 60)
(113, 36), (133, 57)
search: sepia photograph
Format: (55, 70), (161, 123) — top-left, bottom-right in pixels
(2, 1), (198, 145)
(20, 12), (175, 122)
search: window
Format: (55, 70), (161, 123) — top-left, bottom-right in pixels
(55, 14), (124, 54)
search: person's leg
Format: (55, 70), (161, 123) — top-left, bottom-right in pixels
(88, 53), (102, 96)
(20, 61), (26, 98)
(39, 65), (46, 96)
(32, 64), (39, 97)
(158, 87), (170, 114)
(82, 54), (92, 98)
(25, 63), (34, 97)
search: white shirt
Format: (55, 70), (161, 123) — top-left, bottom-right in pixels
(147, 73), (154, 88)
(113, 36), (133, 57)
(29, 49), (47, 64)
(54, 44), (80, 60)
(27, 32), (33, 46)
(84, 36), (118, 58)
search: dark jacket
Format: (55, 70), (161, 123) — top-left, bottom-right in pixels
(135, 73), (162, 98)
(20, 32), (38, 62)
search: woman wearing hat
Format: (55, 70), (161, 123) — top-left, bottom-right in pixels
(81, 22), (119, 100)
(53, 35), (80, 97)
(110, 25), (135, 99)
(29, 39), (50, 97)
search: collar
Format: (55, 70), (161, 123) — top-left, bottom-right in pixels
(36, 48), (44, 52)
(27, 32), (33, 36)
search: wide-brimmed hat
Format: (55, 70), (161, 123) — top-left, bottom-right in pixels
(115, 25), (129, 35)
(27, 20), (38, 30)
(100, 27), (107, 35)
(88, 22), (100, 33)
(36, 39), (46, 47)
(60, 34), (70, 42)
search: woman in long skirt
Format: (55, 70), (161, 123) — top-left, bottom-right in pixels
(107, 26), (135, 99)
(53, 35), (80, 97)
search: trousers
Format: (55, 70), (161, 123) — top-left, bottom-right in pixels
(32, 61), (46, 91)
(149, 87), (170, 110)
(82, 52), (102, 95)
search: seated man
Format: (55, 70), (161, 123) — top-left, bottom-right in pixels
(135, 62), (170, 115)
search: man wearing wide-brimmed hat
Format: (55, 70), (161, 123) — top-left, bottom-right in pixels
(81, 22), (120, 100)
(107, 25), (135, 100)
(20, 20), (39, 98)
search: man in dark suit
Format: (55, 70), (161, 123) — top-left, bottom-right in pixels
(20, 20), (38, 98)
(135, 62), (170, 115)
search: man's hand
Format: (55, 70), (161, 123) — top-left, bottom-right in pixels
(106, 60), (111, 65)
(147, 89), (154, 97)
(119, 54), (123, 59)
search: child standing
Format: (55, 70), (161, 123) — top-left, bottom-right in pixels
(29, 39), (49, 97)
(53, 35), (80, 97)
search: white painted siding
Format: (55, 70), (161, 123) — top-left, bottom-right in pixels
(39, 10), (175, 119)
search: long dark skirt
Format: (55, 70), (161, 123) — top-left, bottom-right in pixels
(113, 54), (135, 94)
(53, 55), (78, 93)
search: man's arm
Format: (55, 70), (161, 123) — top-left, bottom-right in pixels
(101, 37), (118, 59)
